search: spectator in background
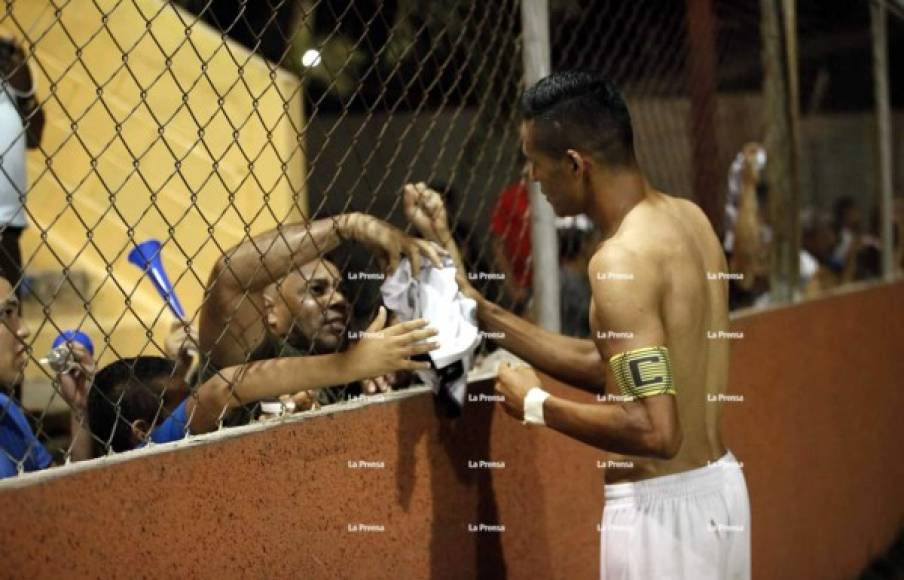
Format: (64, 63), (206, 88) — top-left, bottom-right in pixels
(0, 37), (44, 292)
(0, 272), (92, 478)
(489, 160), (532, 314)
(721, 144), (864, 306)
(556, 214), (597, 338)
(851, 207), (884, 281)
(848, 200), (904, 282)
(831, 195), (862, 272)
(800, 210), (843, 298)
(88, 304), (438, 452)
(723, 143), (771, 309)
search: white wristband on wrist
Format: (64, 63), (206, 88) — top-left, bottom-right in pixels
(522, 387), (551, 426)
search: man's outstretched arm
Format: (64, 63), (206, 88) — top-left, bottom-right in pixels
(188, 309), (438, 434)
(403, 182), (605, 392)
(494, 245), (682, 459)
(200, 213), (441, 369)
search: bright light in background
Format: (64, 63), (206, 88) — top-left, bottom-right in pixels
(301, 49), (322, 68)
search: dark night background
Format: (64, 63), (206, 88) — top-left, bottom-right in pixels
(174, 0), (903, 113)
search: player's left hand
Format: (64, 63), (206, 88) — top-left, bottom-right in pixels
(494, 362), (541, 420)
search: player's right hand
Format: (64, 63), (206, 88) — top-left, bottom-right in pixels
(347, 307), (438, 378)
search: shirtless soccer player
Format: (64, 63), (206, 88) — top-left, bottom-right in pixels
(406, 71), (750, 579)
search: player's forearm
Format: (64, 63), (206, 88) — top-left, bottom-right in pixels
(477, 297), (604, 391)
(543, 396), (673, 458)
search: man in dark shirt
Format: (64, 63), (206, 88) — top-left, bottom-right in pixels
(197, 212), (443, 416)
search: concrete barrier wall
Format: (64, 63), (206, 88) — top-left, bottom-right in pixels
(2, 281), (902, 579)
(722, 281), (904, 579)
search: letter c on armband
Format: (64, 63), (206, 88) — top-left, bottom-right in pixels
(608, 346), (677, 400)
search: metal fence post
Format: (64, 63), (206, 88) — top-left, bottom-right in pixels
(871, 0), (896, 281)
(520, 0), (561, 331)
(761, 0), (801, 303)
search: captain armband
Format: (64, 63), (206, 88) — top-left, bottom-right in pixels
(608, 346), (676, 401)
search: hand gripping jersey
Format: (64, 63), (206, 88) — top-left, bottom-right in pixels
(380, 256), (480, 416)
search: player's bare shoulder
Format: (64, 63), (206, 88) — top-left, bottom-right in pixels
(670, 195), (725, 257)
(587, 237), (656, 289)
(586, 238), (663, 330)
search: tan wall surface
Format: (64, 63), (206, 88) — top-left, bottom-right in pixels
(0, 0), (305, 376)
(0, 281), (902, 579)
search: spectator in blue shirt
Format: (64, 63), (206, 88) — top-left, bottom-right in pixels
(0, 272), (93, 478)
(87, 304), (440, 453)
(87, 356), (191, 452)
(0, 391), (51, 477)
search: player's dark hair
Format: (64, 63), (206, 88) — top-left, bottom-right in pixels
(521, 71), (635, 167)
(88, 356), (176, 453)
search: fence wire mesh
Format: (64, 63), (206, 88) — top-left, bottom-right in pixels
(550, 0), (903, 313)
(0, 0), (899, 479)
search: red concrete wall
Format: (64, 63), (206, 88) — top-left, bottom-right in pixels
(1, 281), (902, 580)
(722, 282), (904, 579)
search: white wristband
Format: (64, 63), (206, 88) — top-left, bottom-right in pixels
(522, 387), (551, 426)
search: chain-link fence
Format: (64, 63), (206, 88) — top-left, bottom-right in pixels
(550, 0), (903, 312)
(0, 0), (899, 479)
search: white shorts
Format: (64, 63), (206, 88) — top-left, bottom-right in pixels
(600, 451), (750, 580)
